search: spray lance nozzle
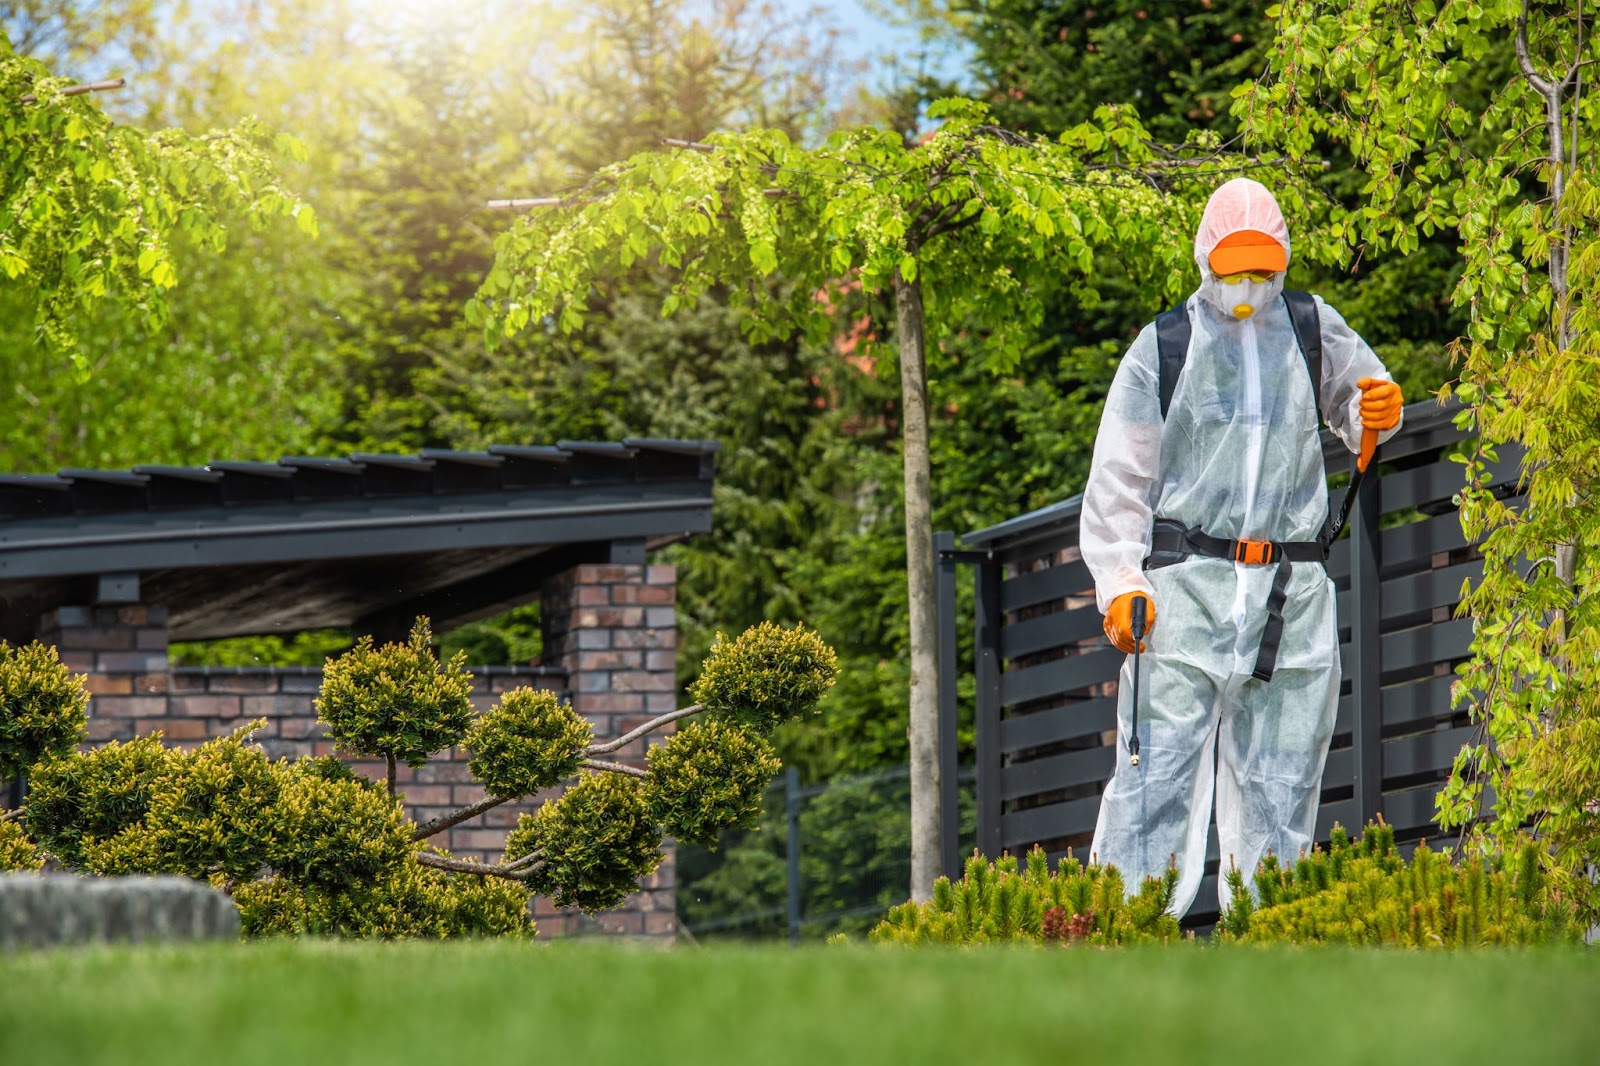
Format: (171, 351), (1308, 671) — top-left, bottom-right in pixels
(1129, 595), (1148, 768)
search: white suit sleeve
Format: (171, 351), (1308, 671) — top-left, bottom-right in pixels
(1080, 325), (1164, 615)
(1316, 297), (1404, 454)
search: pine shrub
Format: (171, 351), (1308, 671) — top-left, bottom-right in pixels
(0, 814), (41, 871)
(315, 618), (474, 769)
(23, 733), (176, 868)
(644, 719), (781, 847)
(689, 621), (838, 733)
(0, 640), (88, 781)
(465, 687), (592, 799)
(504, 771), (663, 911)
(870, 846), (1182, 946)
(1217, 821), (1583, 947)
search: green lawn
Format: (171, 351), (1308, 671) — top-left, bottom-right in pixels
(1, 939), (1596, 1065)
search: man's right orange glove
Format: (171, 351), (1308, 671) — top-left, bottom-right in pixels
(1356, 377), (1402, 432)
(1104, 591), (1156, 655)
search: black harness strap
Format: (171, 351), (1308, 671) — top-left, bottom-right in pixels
(1145, 291), (1330, 681)
(1155, 304), (1192, 420)
(1154, 291), (1323, 422)
(1145, 519), (1326, 683)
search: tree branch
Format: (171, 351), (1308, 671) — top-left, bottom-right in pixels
(586, 704), (703, 755)
(19, 77), (126, 105)
(411, 794), (512, 841)
(583, 758), (649, 778)
(1517, 0), (1557, 97)
(413, 850), (545, 881)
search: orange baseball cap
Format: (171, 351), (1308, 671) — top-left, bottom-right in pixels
(1208, 229), (1288, 275)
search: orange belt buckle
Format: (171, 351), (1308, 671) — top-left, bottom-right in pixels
(1235, 539), (1274, 565)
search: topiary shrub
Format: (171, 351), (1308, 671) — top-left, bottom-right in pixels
(1217, 820), (1584, 947)
(82, 722), (284, 880)
(315, 617), (474, 789)
(23, 733), (177, 868)
(264, 765), (413, 892)
(0, 814), (41, 871)
(0, 640), (88, 781)
(504, 771), (663, 912)
(232, 854), (534, 939)
(7, 617), (839, 940)
(870, 846), (1182, 946)
(465, 687), (591, 799)
(644, 719), (780, 847)
(690, 622), (838, 733)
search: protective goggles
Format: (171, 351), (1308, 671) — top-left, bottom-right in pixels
(1214, 269), (1282, 285)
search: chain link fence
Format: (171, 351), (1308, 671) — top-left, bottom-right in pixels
(677, 764), (976, 942)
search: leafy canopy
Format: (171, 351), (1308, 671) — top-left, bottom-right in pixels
(0, 34), (315, 355)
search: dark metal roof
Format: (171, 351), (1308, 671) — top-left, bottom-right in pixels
(0, 440), (718, 643)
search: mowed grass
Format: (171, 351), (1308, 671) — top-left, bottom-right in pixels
(2, 938), (1597, 1066)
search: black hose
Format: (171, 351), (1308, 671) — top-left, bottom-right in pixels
(1129, 596), (1148, 768)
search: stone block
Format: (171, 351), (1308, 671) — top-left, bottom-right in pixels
(95, 652), (168, 673)
(646, 565), (676, 585)
(205, 674), (282, 695)
(0, 873), (239, 950)
(610, 670), (676, 693)
(47, 625), (134, 650)
(134, 628), (169, 651)
(242, 694), (313, 718)
(644, 913), (677, 936)
(645, 650), (677, 672)
(572, 607), (645, 630)
(91, 695), (169, 720)
(576, 650), (643, 671)
(575, 629), (610, 650)
(170, 695), (243, 720)
(610, 585), (675, 606)
(277, 717), (325, 740)
(132, 673), (170, 695)
(571, 692), (644, 715)
(644, 607), (677, 629)
(613, 628), (674, 650)
(41, 606), (92, 628)
(85, 719), (136, 744)
(84, 674), (133, 696)
(143, 718), (207, 741)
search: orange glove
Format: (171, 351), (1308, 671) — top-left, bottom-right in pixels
(1104, 591), (1156, 655)
(1356, 377), (1402, 432)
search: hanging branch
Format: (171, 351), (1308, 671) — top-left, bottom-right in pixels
(414, 850), (546, 881)
(19, 77), (125, 105)
(586, 704), (702, 755)
(412, 794), (512, 841)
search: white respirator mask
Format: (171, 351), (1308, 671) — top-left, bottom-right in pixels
(1198, 272), (1285, 321)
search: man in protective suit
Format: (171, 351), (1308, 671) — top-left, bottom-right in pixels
(1079, 178), (1404, 918)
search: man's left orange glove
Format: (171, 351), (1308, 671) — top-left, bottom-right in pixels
(1356, 377), (1402, 432)
(1104, 591), (1156, 655)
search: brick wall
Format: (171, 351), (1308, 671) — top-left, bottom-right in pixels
(31, 559), (681, 939)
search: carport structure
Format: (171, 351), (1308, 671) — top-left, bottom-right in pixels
(0, 439), (716, 644)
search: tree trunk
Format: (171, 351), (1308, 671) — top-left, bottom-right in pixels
(893, 265), (940, 904)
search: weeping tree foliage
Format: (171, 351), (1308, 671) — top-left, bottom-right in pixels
(471, 97), (1289, 901)
(1243, 0), (1600, 920)
(0, 33), (316, 357)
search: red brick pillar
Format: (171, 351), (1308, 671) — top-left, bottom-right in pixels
(37, 606), (175, 747)
(540, 561), (679, 937)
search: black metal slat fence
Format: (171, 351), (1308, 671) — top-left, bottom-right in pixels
(936, 401), (1519, 925)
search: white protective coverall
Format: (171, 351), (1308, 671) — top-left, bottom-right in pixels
(1079, 179), (1402, 918)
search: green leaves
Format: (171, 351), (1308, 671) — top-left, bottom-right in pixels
(689, 621), (839, 733)
(464, 687), (592, 800)
(315, 618), (475, 770)
(504, 771), (663, 912)
(643, 719), (781, 848)
(0, 640), (88, 781)
(1, 42), (313, 353)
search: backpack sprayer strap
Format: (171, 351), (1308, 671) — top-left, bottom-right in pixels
(1143, 519), (1326, 683)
